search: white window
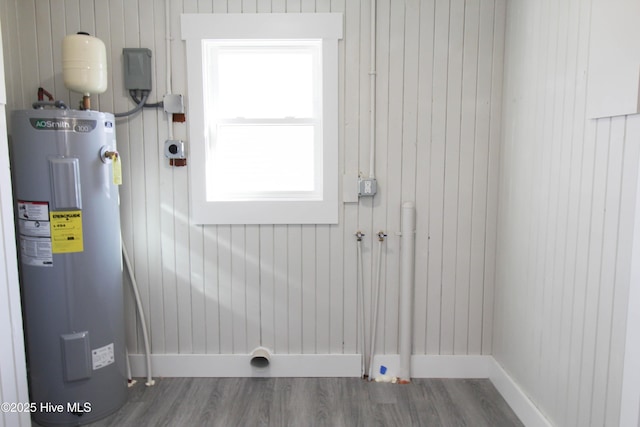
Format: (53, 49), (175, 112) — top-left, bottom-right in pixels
(181, 13), (343, 224)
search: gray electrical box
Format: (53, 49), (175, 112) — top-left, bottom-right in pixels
(163, 94), (184, 114)
(123, 48), (152, 91)
(358, 177), (378, 197)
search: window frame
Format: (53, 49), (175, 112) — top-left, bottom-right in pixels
(204, 39), (322, 201)
(181, 13), (343, 225)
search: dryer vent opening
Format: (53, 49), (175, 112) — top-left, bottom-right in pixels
(250, 347), (272, 368)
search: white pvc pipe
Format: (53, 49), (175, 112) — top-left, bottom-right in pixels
(398, 202), (416, 382)
(122, 242), (155, 386)
(125, 346), (132, 381)
(367, 236), (384, 380)
(356, 237), (366, 377)
(368, 0), (377, 179)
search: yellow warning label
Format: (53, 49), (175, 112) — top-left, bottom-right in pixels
(113, 156), (122, 186)
(50, 210), (84, 253)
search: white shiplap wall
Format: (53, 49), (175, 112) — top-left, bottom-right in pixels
(495, 0), (640, 426)
(0, 15), (30, 427)
(0, 0), (505, 366)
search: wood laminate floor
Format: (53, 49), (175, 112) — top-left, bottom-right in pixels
(54, 377), (525, 427)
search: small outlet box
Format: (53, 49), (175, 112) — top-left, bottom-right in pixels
(358, 177), (377, 197)
(163, 94), (184, 114)
(164, 140), (185, 159)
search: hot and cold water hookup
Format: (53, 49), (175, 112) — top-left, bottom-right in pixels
(355, 202), (415, 384)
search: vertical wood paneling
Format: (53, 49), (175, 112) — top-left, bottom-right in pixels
(149, 0), (172, 356)
(302, 225), (316, 353)
(481, 0), (504, 356)
(257, 0), (271, 13)
(34, 1), (54, 97)
(357, 0), (373, 361)
(495, 0), (640, 426)
(246, 224), (262, 351)
(115, 0), (139, 354)
(228, 0), (242, 13)
(606, 114), (640, 427)
(426, 0), (449, 355)
(341, 0), (360, 356)
(0, 113), (30, 427)
(372, 0), (390, 354)
(16, 1), (37, 114)
(213, 0), (227, 13)
(414, 0), (435, 355)
(198, 0), (213, 13)
(259, 225), (275, 350)
(287, 225), (303, 353)
(173, 0), (195, 355)
(440, 0), (464, 355)
(454, 0), (479, 355)
(204, 225), (220, 352)
(1, 0), (504, 374)
(552, 0), (581, 417)
(273, 225), (289, 352)
(382, 0), (403, 355)
(218, 225), (233, 352)
(576, 118), (609, 427)
(131, 0), (154, 358)
(316, 226), (331, 353)
(0, 15), (30, 422)
(187, 0), (207, 356)
(589, 115), (625, 427)
(468, 0), (492, 355)
(329, 0), (346, 355)
(231, 225), (247, 353)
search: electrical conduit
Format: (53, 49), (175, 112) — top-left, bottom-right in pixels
(369, 0), (377, 179)
(165, 0), (174, 139)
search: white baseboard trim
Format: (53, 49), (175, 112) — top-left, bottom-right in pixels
(129, 353), (552, 426)
(488, 358), (553, 427)
(371, 354), (492, 379)
(128, 353), (362, 377)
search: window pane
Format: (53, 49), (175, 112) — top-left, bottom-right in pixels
(216, 47), (316, 119)
(208, 125), (317, 200)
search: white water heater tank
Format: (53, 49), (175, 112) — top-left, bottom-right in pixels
(62, 32), (108, 96)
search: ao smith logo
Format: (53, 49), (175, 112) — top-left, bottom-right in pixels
(30, 118), (97, 133)
(34, 119), (70, 129)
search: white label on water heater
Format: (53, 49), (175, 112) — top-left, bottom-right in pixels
(17, 201), (53, 267)
(18, 218), (51, 237)
(92, 343), (115, 370)
(19, 236), (53, 267)
(17, 200), (49, 221)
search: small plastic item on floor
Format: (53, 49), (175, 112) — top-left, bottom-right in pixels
(374, 365), (398, 383)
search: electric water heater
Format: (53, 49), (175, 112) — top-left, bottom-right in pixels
(10, 107), (126, 426)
